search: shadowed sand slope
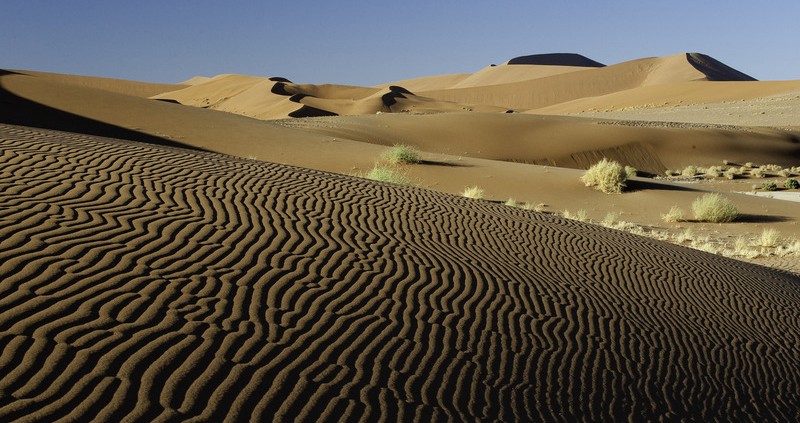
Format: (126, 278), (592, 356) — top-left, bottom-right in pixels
(506, 53), (605, 67)
(273, 113), (800, 174)
(1, 124), (800, 421)
(8, 69), (186, 98)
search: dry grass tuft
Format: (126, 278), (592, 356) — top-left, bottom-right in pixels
(661, 206), (684, 223)
(462, 186), (485, 199)
(381, 144), (422, 165)
(581, 158), (627, 194)
(692, 194), (738, 223)
(758, 228), (781, 248)
(364, 165), (412, 185)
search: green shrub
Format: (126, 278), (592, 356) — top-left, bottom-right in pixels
(784, 178), (800, 189)
(760, 181), (778, 191)
(381, 144), (422, 165)
(365, 165), (411, 185)
(581, 158), (627, 193)
(692, 194), (738, 223)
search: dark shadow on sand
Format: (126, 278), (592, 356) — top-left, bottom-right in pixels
(681, 215), (791, 224)
(625, 179), (701, 193)
(734, 214), (793, 224)
(0, 70), (205, 151)
(419, 160), (472, 168)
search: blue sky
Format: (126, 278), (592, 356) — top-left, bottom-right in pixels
(3, 1), (799, 85)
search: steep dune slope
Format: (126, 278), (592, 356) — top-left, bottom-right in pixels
(1, 125), (799, 421)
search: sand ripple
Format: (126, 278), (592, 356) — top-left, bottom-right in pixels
(1, 124), (799, 421)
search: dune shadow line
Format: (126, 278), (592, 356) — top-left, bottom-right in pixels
(625, 179), (701, 193)
(0, 70), (204, 151)
(734, 214), (793, 223)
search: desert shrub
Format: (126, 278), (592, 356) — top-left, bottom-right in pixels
(760, 181), (778, 191)
(381, 144), (422, 164)
(624, 166), (638, 178)
(692, 193), (738, 223)
(661, 206), (684, 223)
(758, 228), (781, 248)
(779, 169), (791, 177)
(761, 164), (782, 173)
(664, 169), (674, 177)
(724, 168), (738, 180)
(751, 168), (766, 178)
(462, 186), (484, 199)
(601, 212), (618, 227)
(744, 162), (755, 168)
(722, 159), (729, 165)
(581, 158), (627, 193)
(733, 237), (753, 257)
(705, 166), (723, 177)
(365, 165), (411, 185)
(504, 198), (519, 207)
(522, 203), (547, 212)
(784, 178), (800, 189)
(563, 209), (588, 222)
(681, 166), (698, 177)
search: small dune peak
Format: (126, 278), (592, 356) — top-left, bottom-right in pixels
(507, 53), (605, 67)
(270, 81), (295, 96)
(685, 53), (757, 81)
(381, 86), (413, 107)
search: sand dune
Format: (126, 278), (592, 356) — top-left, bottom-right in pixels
(1, 124), (799, 421)
(506, 53), (606, 67)
(149, 53), (796, 120)
(9, 69), (186, 98)
(5, 68), (800, 247)
(155, 76), (506, 119)
(274, 113), (800, 174)
(4, 50), (800, 422)
(418, 53), (764, 111)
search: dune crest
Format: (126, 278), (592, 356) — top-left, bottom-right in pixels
(506, 53), (605, 67)
(150, 53), (777, 119)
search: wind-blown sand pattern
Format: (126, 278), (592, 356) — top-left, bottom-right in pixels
(1, 124), (800, 421)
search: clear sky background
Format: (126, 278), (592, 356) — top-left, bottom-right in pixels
(3, 1), (799, 85)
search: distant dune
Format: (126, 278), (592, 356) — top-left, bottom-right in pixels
(145, 53), (798, 120)
(1, 124), (799, 421)
(506, 53), (606, 67)
(8, 69), (186, 97)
